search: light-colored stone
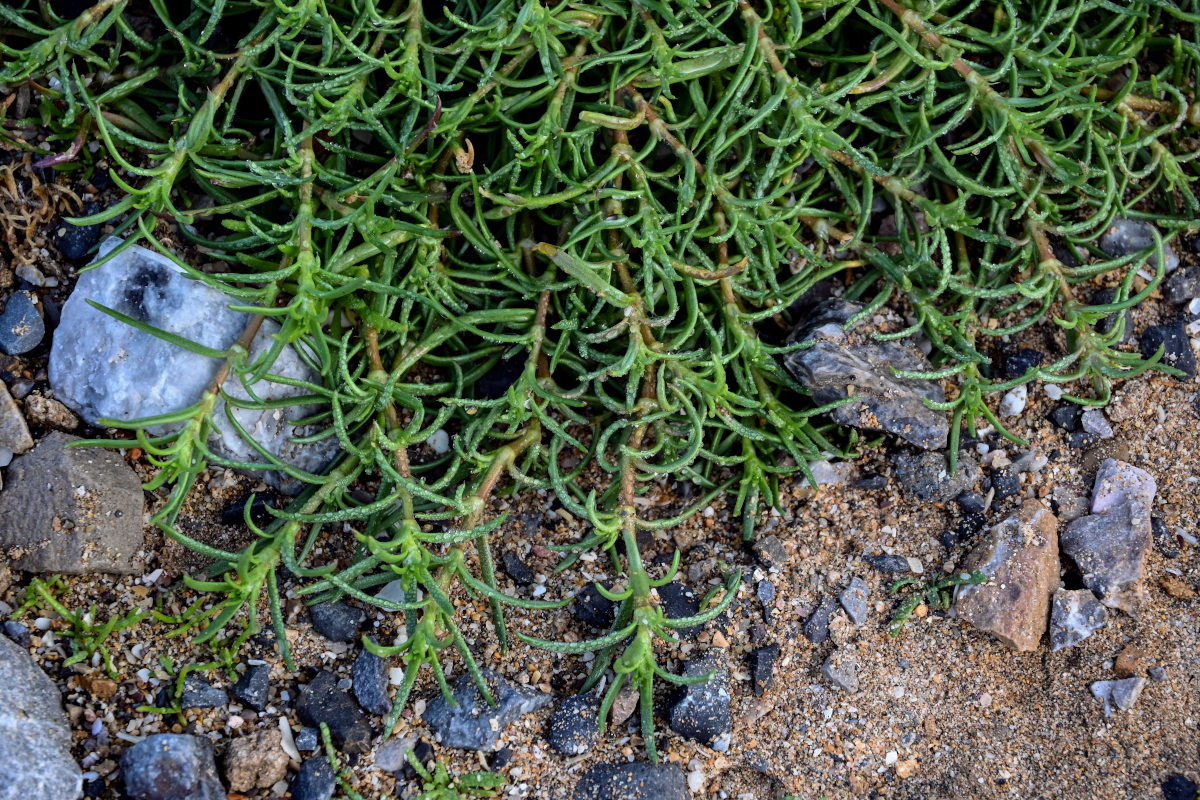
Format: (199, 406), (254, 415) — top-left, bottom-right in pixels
(1061, 459), (1155, 614)
(1090, 677), (1146, 716)
(223, 728), (289, 792)
(954, 499), (1059, 652)
(0, 381), (33, 455)
(0, 635), (82, 800)
(1049, 588), (1108, 651)
(49, 238), (337, 492)
(0, 432), (144, 574)
(821, 651), (859, 693)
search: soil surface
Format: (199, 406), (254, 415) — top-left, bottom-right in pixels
(0, 146), (1197, 800)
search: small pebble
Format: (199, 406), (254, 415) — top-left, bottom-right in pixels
(0, 291), (44, 355)
(998, 385), (1027, 417)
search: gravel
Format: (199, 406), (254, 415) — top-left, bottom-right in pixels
(352, 643), (392, 716)
(574, 761), (688, 800)
(547, 695), (599, 756)
(749, 644), (780, 697)
(290, 757), (337, 800)
(838, 576), (869, 625)
(0, 291), (44, 355)
(297, 670), (372, 755)
(310, 602), (366, 643)
(665, 655), (731, 751)
(802, 594), (839, 643)
(422, 670), (552, 751)
(120, 734), (225, 800)
(179, 674), (228, 710)
(231, 663), (271, 711)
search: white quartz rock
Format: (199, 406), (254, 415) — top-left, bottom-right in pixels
(49, 238), (337, 491)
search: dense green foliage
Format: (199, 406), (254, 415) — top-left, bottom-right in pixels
(2, 0), (1196, 759)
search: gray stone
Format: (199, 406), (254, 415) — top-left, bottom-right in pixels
(0, 380), (33, 457)
(838, 576), (869, 625)
(821, 651), (859, 693)
(2, 620), (30, 647)
(547, 695), (599, 756)
(665, 655), (731, 750)
(1140, 320), (1197, 377)
(290, 756), (336, 800)
(954, 499), (1059, 652)
(294, 727), (319, 752)
(1099, 218), (1178, 272)
(1080, 410), (1113, 439)
(751, 534), (788, 570)
(180, 674), (227, 709)
(574, 761), (688, 800)
(756, 580), (775, 622)
(120, 734), (224, 800)
(423, 670), (552, 751)
(785, 300), (949, 450)
(863, 553), (911, 574)
(0, 432), (144, 574)
(1090, 677), (1147, 716)
(0, 635), (82, 800)
(1049, 589), (1109, 651)
(310, 601), (365, 643)
(353, 644), (391, 716)
(0, 291), (44, 355)
(48, 238), (337, 492)
(893, 450), (979, 503)
(372, 736), (417, 772)
(657, 581), (701, 638)
(1061, 459), (1155, 614)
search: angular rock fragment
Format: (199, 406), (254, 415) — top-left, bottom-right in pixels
(1090, 677), (1146, 716)
(297, 671), (372, 754)
(547, 694), (598, 756)
(0, 432), (144, 574)
(423, 670), (551, 751)
(893, 450), (979, 503)
(121, 734), (225, 800)
(49, 238), (337, 492)
(785, 300), (949, 449)
(954, 499), (1059, 652)
(1061, 459), (1155, 614)
(1099, 218), (1178, 272)
(821, 651), (859, 693)
(0, 380), (33, 458)
(838, 576), (869, 626)
(223, 729), (288, 792)
(1048, 588), (1108, 651)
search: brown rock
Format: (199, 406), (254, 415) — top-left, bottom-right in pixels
(0, 381), (32, 454)
(222, 728), (288, 792)
(1160, 575), (1196, 599)
(81, 675), (119, 701)
(24, 393), (79, 432)
(895, 759), (919, 779)
(1114, 644), (1148, 678)
(954, 499), (1060, 652)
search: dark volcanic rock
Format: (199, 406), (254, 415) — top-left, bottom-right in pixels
(310, 602), (365, 643)
(657, 582), (701, 638)
(231, 663), (271, 711)
(863, 554), (910, 574)
(423, 670), (552, 751)
(501, 551), (535, 585)
(1004, 348), (1044, 379)
(52, 207), (102, 262)
(749, 644), (780, 697)
(1163, 265), (1200, 305)
(1140, 320), (1197, 377)
(290, 757), (336, 800)
(803, 595), (839, 644)
(784, 299), (949, 449)
(1162, 774), (1200, 800)
(572, 584), (616, 627)
(120, 734), (224, 800)
(353, 644), (391, 716)
(179, 674), (227, 710)
(297, 671), (372, 754)
(665, 655), (731, 750)
(574, 761), (688, 800)
(547, 695), (599, 756)
(1048, 404), (1083, 432)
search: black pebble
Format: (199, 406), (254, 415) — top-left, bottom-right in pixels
(1067, 430), (1100, 450)
(220, 493), (277, 526)
(52, 203), (102, 262)
(657, 582), (701, 639)
(953, 512), (989, 543)
(489, 746), (513, 771)
(1004, 348), (1044, 379)
(749, 644), (780, 697)
(1162, 774), (1199, 800)
(803, 595), (838, 644)
(310, 602), (366, 643)
(295, 727), (320, 752)
(352, 643), (392, 716)
(990, 469), (1020, 500)
(863, 554), (910, 574)
(476, 358), (525, 399)
(297, 670), (373, 755)
(547, 695), (599, 756)
(1048, 404), (1083, 431)
(291, 756), (337, 800)
(231, 663), (271, 711)
(572, 584), (616, 627)
(1141, 320), (1197, 377)
(1164, 266), (1200, 305)
(956, 492), (986, 514)
(852, 474), (889, 491)
(501, 551), (535, 585)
